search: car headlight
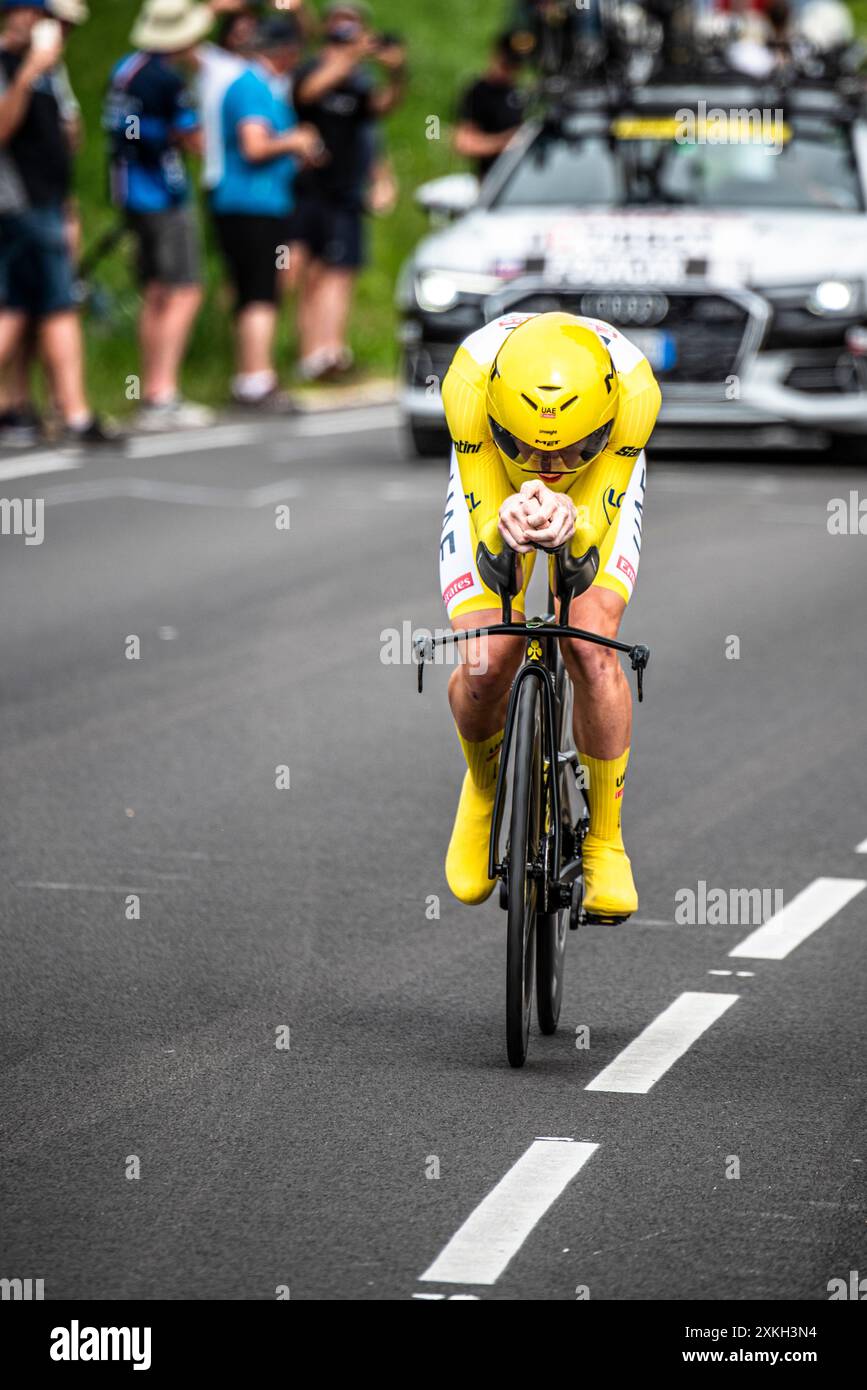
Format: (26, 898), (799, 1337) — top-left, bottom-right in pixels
(414, 269), (505, 313)
(416, 271), (460, 312)
(807, 280), (860, 316)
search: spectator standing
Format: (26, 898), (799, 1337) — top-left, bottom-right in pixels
(209, 14), (321, 411)
(198, 4), (253, 201)
(104, 0), (215, 431)
(0, 0), (87, 442)
(453, 32), (526, 179)
(292, 1), (406, 382)
(0, 0), (114, 443)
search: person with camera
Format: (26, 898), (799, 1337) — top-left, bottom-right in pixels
(0, 0), (114, 443)
(291, 1), (405, 382)
(454, 32), (526, 180)
(0, 0), (86, 442)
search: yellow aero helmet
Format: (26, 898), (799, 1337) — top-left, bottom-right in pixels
(486, 312), (620, 472)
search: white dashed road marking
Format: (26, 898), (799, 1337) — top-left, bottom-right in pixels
(856, 837), (867, 853)
(419, 1138), (598, 1287)
(585, 992), (739, 1095)
(729, 877), (866, 960)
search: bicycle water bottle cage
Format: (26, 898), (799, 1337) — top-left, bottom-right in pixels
(552, 544), (599, 619)
(476, 542), (520, 625)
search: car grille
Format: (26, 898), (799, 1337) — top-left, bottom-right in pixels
(486, 288), (754, 384)
(404, 340), (462, 391)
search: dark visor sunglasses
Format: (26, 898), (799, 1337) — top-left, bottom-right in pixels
(488, 416), (614, 470)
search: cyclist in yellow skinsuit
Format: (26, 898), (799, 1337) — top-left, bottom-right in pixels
(439, 310), (661, 916)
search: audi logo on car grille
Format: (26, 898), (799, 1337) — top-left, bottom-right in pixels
(580, 292), (670, 326)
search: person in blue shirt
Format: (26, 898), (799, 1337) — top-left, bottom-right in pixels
(209, 13), (322, 412)
(104, 0), (214, 430)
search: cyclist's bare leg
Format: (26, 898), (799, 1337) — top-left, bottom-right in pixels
(557, 585), (637, 916)
(557, 587), (630, 758)
(447, 608), (525, 742)
(445, 609), (525, 904)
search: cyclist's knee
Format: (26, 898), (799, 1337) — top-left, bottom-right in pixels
(451, 633), (523, 705)
(560, 596), (625, 690)
(562, 637), (623, 691)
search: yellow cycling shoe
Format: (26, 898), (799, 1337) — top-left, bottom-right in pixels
(446, 770), (497, 905)
(580, 832), (638, 919)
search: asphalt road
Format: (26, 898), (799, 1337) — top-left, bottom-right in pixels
(1, 411), (865, 1302)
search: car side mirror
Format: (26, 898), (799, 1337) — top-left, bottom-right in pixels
(414, 173), (480, 221)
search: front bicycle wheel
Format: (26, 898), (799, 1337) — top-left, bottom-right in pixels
(536, 652), (570, 1035)
(505, 678), (542, 1068)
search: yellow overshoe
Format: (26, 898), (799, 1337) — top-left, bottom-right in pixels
(445, 770), (497, 905)
(581, 832), (638, 918)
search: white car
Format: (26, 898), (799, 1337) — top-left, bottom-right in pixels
(397, 79), (867, 456)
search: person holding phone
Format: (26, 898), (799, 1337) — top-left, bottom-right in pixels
(291, 1), (406, 381)
(0, 0), (88, 441)
(0, 0), (115, 442)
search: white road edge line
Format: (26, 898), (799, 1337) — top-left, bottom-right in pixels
(0, 452), (81, 482)
(729, 876), (866, 960)
(293, 404), (399, 436)
(14, 881), (157, 893)
(125, 425), (262, 458)
(42, 477), (304, 509)
(585, 992), (739, 1095)
(418, 1138), (598, 1287)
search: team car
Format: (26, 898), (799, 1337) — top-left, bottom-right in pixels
(397, 75), (867, 457)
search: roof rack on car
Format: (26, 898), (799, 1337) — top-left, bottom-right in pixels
(516, 0), (867, 124)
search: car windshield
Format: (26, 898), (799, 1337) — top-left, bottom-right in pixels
(492, 117), (863, 213)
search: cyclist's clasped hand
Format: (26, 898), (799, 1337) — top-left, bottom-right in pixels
(498, 480), (577, 553)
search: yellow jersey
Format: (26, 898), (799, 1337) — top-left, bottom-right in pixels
(439, 312), (661, 618)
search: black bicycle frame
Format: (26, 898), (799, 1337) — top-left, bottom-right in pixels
(488, 654), (561, 884)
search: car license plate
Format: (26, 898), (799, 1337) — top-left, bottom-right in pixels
(626, 329), (677, 371)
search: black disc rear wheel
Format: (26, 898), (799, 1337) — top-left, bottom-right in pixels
(536, 899), (567, 1034)
(506, 680), (542, 1068)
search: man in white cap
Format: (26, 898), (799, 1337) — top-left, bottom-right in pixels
(104, 0), (215, 431)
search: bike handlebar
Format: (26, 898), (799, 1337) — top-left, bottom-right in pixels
(413, 539), (649, 700)
(475, 536), (600, 627)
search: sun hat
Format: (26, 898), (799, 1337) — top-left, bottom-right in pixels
(131, 0), (213, 53)
(50, 0), (89, 22)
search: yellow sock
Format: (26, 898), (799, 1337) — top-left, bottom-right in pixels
(457, 728), (504, 792)
(581, 748), (630, 845)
